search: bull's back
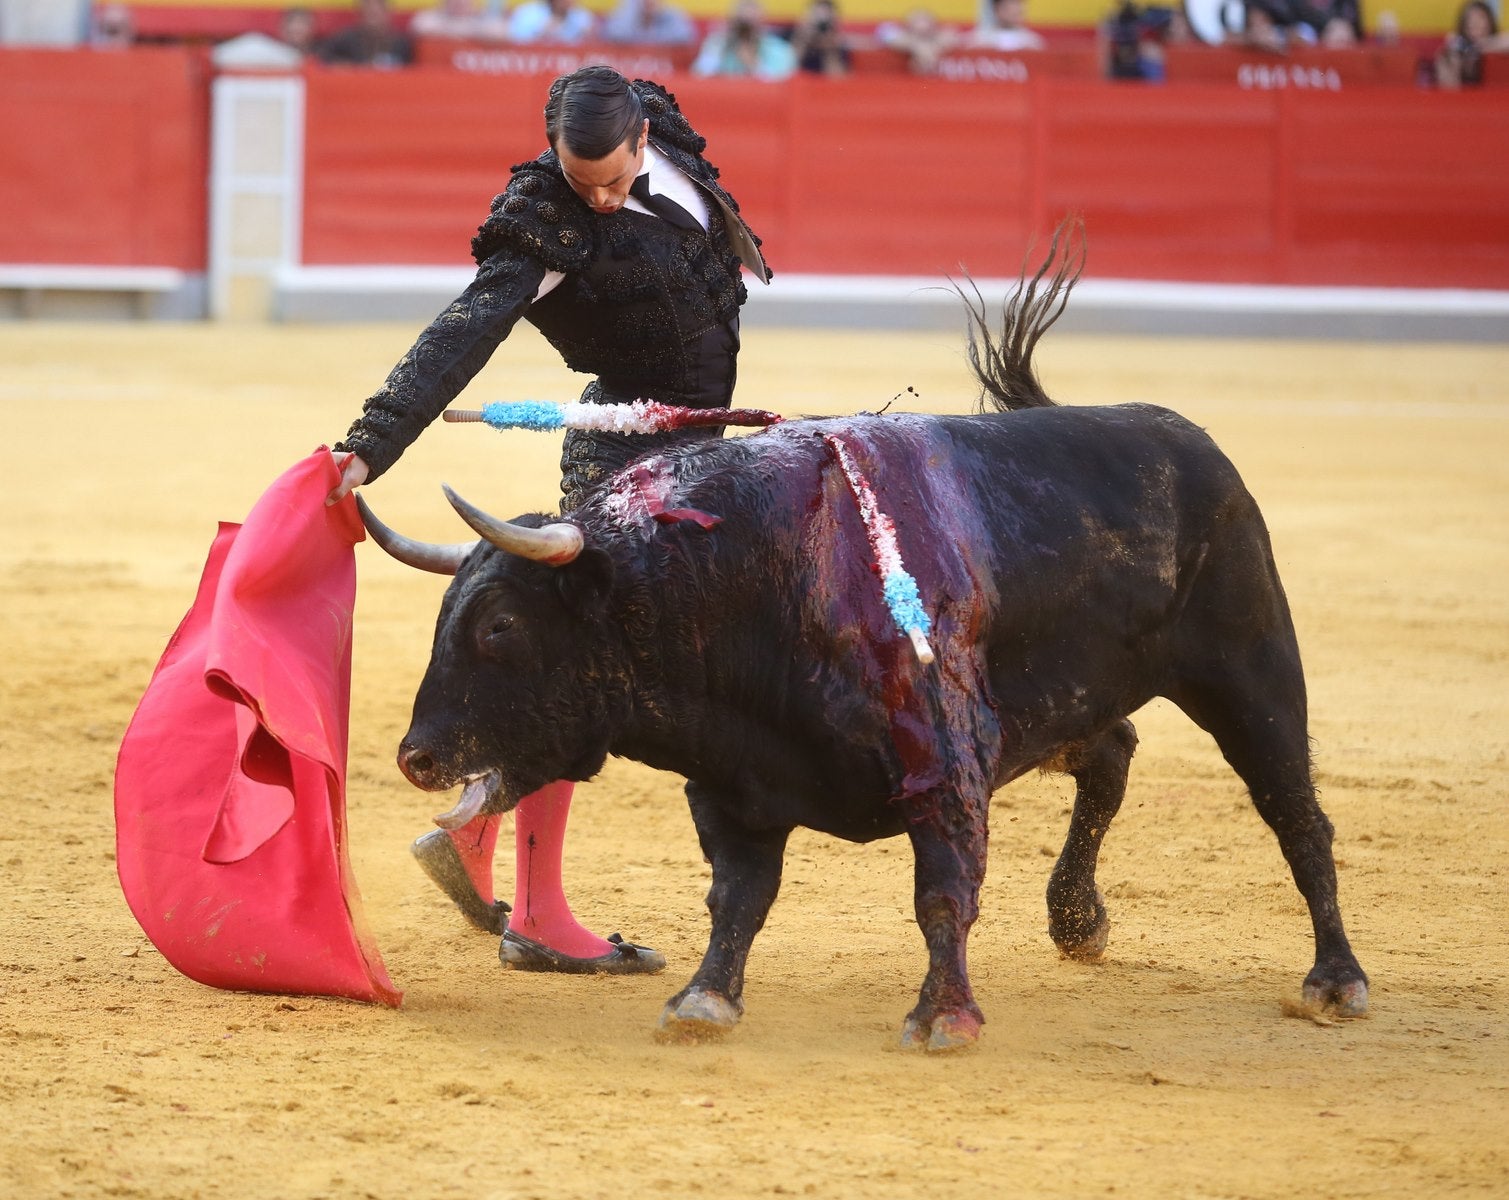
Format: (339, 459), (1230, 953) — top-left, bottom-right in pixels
(953, 401), (1256, 553)
(937, 403), (1286, 760)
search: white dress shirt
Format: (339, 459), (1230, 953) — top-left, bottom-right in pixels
(533, 144), (707, 302)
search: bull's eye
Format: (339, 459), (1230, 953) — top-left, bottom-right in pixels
(476, 611), (518, 657)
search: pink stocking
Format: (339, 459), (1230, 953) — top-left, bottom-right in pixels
(509, 780), (612, 959)
(444, 812), (503, 905)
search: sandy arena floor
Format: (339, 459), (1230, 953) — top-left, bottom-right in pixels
(1, 317), (1506, 1199)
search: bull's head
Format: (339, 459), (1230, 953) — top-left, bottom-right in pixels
(358, 486), (621, 827)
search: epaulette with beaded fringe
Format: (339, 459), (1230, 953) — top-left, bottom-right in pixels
(471, 156), (594, 271)
(632, 79), (706, 157)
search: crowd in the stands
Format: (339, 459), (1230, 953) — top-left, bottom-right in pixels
(7, 0), (1504, 87)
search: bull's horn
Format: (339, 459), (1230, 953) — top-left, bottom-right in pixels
(355, 494), (476, 576)
(442, 484), (584, 565)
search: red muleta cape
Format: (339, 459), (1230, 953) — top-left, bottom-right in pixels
(115, 448), (400, 1006)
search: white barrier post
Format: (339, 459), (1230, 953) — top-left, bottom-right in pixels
(208, 71), (305, 320)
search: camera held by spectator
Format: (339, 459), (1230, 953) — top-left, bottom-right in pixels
(692, 0), (799, 79)
(1103, 1), (1177, 80)
(789, 0), (852, 75)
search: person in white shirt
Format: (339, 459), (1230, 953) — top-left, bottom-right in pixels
(970, 0), (1046, 50)
(507, 0), (598, 44)
(410, 0), (509, 40)
(602, 0), (698, 45)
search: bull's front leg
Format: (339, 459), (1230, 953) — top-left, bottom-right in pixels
(900, 788), (989, 1052)
(656, 781), (790, 1043)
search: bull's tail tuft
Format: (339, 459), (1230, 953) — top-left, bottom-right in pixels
(959, 216), (1085, 414)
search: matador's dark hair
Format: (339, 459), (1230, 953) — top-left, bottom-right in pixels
(544, 66), (646, 161)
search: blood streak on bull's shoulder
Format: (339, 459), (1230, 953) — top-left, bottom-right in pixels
(797, 415), (1001, 804)
(820, 428), (934, 663)
(602, 455), (723, 531)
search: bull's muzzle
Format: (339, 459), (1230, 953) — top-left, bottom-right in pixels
(398, 741), (502, 829)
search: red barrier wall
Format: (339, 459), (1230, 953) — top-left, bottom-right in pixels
(3, 49), (1505, 290)
(0, 48), (209, 269)
(301, 70), (1509, 289)
(301, 70), (540, 267)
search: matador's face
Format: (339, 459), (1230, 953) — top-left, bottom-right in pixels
(555, 118), (649, 216)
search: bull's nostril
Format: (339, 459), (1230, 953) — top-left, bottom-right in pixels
(398, 745), (436, 781)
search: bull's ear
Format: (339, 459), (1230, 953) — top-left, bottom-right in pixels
(554, 546), (614, 617)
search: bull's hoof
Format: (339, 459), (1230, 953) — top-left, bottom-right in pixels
(1050, 898), (1110, 962)
(1302, 975), (1369, 1018)
(654, 988), (742, 1044)
(1050, 881), (1110, 966)
(1054, 909), (1111, 962)
(899, 1010), (982, 1053)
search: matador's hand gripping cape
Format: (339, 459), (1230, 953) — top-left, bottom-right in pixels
(114, 449), (400, 1006)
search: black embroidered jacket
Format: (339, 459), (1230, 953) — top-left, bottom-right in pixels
(335, 79), (766, 483)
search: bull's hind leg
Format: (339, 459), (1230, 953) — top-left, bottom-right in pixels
(656, 782), (790, 1043)
(1172, 662), (1368, 1017)
(1046, 719), (1138, 961)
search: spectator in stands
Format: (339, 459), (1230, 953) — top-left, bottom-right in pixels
(508, 0), (598, 44)
(1302, 0), (1362, 43)
(969, 0), (1045, 50)
(1100, 1), (1176, 80)
(319, 0), (415, 66)
(88, 2), (135, 49)
(787, 0), (852, 75)
(602, 0), (697, 45)
(1433, 0), (1509, 87)
(692, 0), (797, 78)
(1235, 0), (1291, 50)
(875, 7), (960, 74)
(1373, 9), (1401, 44)
(278, 6), (320, 57)
(1318, 14), (1356, 44)
(1235, 0), (1361, 48)
(411, 0), (510, 40)
(327, 66), (771, 977)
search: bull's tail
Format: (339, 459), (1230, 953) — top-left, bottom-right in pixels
(960, 216), (1085, 414)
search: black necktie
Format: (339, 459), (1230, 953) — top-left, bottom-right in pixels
(629, 173), (703, 234)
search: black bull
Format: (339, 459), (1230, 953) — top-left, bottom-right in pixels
(359, 241), (1368, 1050)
